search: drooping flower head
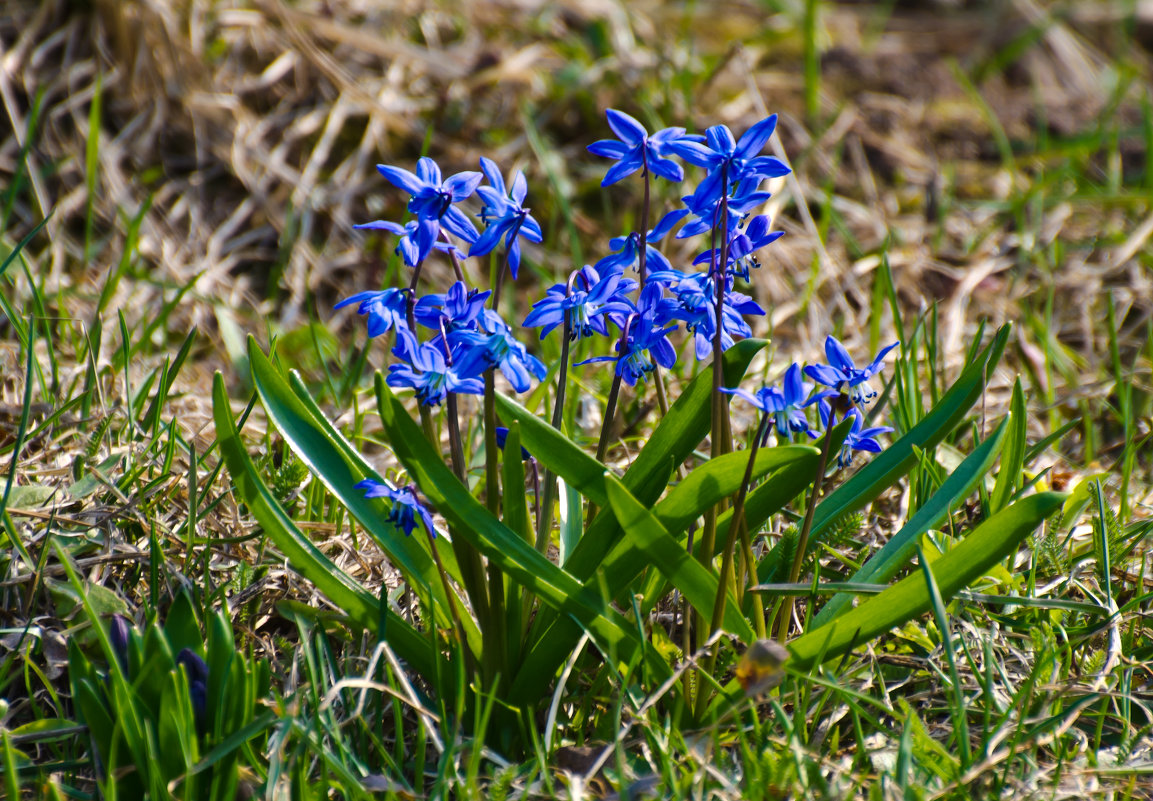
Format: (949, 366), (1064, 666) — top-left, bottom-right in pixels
(819, 405), (894, 468)
(721, 363), (829, 440)
(523, 264), (636, 341)
(352, 219), (466, 268)
(804, 336), (900, 406)
(334, 288), (410, 338)
(373, 157), (482, 263)
(587, 109), (697, 186)
(355, 478), (437, 538)
(386, 329), (485, 406)
(469, 157), (543, 279)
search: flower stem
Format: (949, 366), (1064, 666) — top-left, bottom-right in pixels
(711, 415), (769, 639)
(775, 413), (835, 642)
(445, 392), (491, 629)
(425, 524), (475, 675)
(535, 314), (572, 551)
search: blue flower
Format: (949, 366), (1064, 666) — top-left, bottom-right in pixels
(819, 405), (894, 468)
(334, 288), (409, 338)
(413, 281), (491, 335)
(469, 158), (544, 279)
(387, 329), (485, 406)
(374, 157), (482, 263)
(667, 115), (790, 209)
(804, 336), (900, 405)
(523, 265), (636, 340)
(721, 363), (828, 439)
(355, 478), (437, 538)
(587, 109), (697, 185)
(352, 219), (466, 267)
(692, 215), (784, 281)
(648, 270), (764, 360)
(452, 310), (548, 393)
(594, 209), (687, 275)
(578, 283), (677, 385)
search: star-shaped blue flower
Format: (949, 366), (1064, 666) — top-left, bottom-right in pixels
(452, 310), (548, 393)
(335, 288), (410, 338)
(469, 157), (543, 279)
(373, 157), (482, 263)
(522, 264), (636, 341)
(352, 219), (466, 267)
(413, 281), (491, 335)
(819, 405), (894, 468)
(386, 329), (485, 406)
(804, 336), (900, 405)
(578, 283), (677, 385)
(721, 363), (829, 440)
(667, 115), (790, 209)
(355, 479), (437, 538)
(587, 109), (697, 186)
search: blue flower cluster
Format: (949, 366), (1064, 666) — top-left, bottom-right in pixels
(522, 109), (791, 385)
(343, 157), (546, 407)
(723, 336), (899, 468)
(342, 108), (898, 538)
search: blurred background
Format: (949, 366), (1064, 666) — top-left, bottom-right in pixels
(1, 0), (1151, 469)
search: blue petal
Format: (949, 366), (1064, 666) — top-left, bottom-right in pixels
(416, 157), (441, 185)
(376, 164), (425, 196)
(824, 336), (855, 373)
(479, 156), (505, 194)
(734, 114), (778, 160)
(605, 108), (647, 146)
(588, 140), (629, 158)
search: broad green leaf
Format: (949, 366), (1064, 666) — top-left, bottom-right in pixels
(495, 393), (610, 507)
(211, 373), (435, 678)
(605, 476), (754, 641)
(560, 338), (767, 580)
(375, 376), (672, 704)
(757, 323), (1012, 582)
(248, 338), (469, 640)
(787, 491), (1066, 671)
(990, 378), (1026, 513)
(627, 446), (819, 608)
(518, 340), (764, 656)
(811, 416), (1009, 627)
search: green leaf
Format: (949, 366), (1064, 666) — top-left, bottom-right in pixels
(211, 372), (434, 678)
(375, 376), (672, 704)
(604, 476), (754, 641)
(163, 590), (202, 658)
(248, 337), (472, 644)
(787, 492), (1066, 671)
(811, 416), (1010, 627)
(625, 446), (819, 608)
(560, 338), (767, 580)
(990, 378), (1026, 514)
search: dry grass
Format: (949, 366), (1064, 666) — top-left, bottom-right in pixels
(2, 0), (1152, 796)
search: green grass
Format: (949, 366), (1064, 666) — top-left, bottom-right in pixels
(1, 0), (1152, 797)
